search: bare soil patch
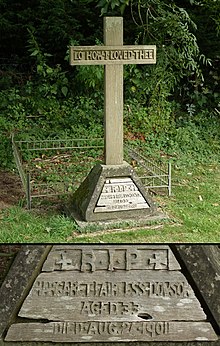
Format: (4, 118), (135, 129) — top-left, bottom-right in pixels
(0, 170), (24, 210)
(0, 171), (23, 283)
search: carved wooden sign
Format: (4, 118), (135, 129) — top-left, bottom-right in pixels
(5, 245), (217, 342)
(70, 46), (156, 65)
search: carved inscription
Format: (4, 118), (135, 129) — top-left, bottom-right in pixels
(5, 245), (218, 342)
(18, 271), (206, 322)
(70, 46), (156, 66)
(42, 245), (181, 272)
(95, 178), (149, 212)
(55, 253), (76, 270)
(45, 247), (169, 272)
(32, 280), (190, 299)
(53, 321), (169, 337)
(80, 302), (139, 316)
(5, 322), (217, 342)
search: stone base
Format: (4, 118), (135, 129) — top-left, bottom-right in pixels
(65, 204), (168, 229)
(68, 162), (160, 222)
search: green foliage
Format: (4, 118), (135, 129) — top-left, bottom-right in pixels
(0, 0), (102, 64)
(0, 27), (104, 168)
(124, 99), (175, 135)
(74, 66), (104, 100)
(124, 100), (220, 167)
(97, 0), (130, 15)
(98, 0), (219, 126)
(27, 28), (69, 98)
(124, 1), (210, 119)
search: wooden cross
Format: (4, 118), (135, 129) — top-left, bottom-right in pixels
(70, 17), (156, 166)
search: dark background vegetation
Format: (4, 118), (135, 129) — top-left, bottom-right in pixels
(0, 0), (219, 168)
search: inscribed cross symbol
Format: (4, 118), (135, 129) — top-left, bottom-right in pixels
(70, 17), (156, 166)
(56, 252), (74, 270)
(149, 253), (167, 269)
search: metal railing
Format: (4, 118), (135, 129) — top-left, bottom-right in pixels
(12, 136), (171, 209)
(16, 138), (104, 151)
(125, 146), (172, 196)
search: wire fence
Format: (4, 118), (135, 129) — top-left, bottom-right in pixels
(124, 145), (171, 196)
(12, 135), (171, 209)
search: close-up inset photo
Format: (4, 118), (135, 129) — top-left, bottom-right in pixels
(0, 244), (219, 344)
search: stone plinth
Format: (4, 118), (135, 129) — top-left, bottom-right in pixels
(69, 162), (157, 222)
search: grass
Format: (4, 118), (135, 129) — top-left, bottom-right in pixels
(0, 160), (219, 243)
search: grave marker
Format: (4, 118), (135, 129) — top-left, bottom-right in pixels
(3, 245), (218, 343)
(68, 17), (159, 222)
(70, 18), (156, 166)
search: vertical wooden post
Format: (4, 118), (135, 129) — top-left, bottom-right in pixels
(104, 17), (124, 165)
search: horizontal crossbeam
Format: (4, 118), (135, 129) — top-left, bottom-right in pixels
(70, 45), (156, 65)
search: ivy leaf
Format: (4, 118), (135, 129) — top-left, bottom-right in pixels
(111, 0), (120, 10)
(61, 86), (68, 97)
(100, 4), (109, 15)
(30, 50), (39, 56)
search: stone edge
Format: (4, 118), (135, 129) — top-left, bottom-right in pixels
(172, 244), (220, 335)
(65, 204), (168, 229)
(0, 245), (52, 340)
(1, 340), (220, 346)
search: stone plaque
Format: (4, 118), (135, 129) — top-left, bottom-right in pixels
(5, 245), (217, 343)
(95, 177), (150, 212)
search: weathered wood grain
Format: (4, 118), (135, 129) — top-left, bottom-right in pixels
(104, 17), (124, 165)
(70, 46), (156, 65)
